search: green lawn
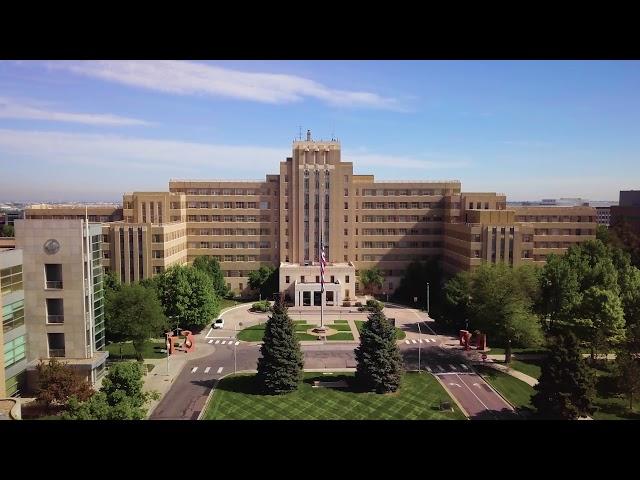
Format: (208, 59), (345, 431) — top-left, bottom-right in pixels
(106, 339), (166, 360)
(329, 332), (354, 341)
(484, 347), (548, 356)
(237, 324), (353, 342)
(475, 365), (536, 412)
(203, 372), (465, 420)
(355, 320), (406, 340)
(334, 320), (349, 324)
(506, 359), (542, 380)
(330, 323), (353, 332)
(589, 363), (640, 420)
(220, 298), (242, 311)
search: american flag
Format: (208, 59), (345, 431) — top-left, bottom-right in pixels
(320, 241), (326, 292)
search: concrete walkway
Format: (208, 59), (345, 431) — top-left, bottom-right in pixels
(347, 318), (360, 342)
(478, 361), (538, 387)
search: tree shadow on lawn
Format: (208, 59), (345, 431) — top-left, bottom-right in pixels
(471, 408), (522, 420)
(593, 398), (640, 420)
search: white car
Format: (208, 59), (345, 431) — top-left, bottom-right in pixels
(212, 318), (224, 329)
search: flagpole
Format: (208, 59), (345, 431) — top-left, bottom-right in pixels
(320, 172), (324, 330)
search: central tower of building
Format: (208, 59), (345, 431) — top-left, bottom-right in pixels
(279, 130), (352, 264)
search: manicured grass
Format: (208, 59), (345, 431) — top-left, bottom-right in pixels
(507, 359), (542, 380)
(203, 372), (466, 420)
(238, 323), (354, 342)
(485, 347), (548, 356)
(330, 323), (353, 332)
(237, 324), (266, 342)
(334, 320), (349, 324)
(475, 365), (536, 412)
(220, 298), (242, 311)
(329, 332), (354, 341)
(355, 320), (406, 340)
(106, 339), (166, 360)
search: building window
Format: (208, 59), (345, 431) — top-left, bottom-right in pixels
(47, 332), (65, 358)
(44, 264), (63, 289)
(344, 202), (348, 209)
(301, 276), (305, 283)
(285, 276), (290, 283)
(46, 298), (64, 324)
(3, 335), (26, 368)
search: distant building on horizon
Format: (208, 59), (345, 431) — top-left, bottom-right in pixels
(611, 190), (640, 234)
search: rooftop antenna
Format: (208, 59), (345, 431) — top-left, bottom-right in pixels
(298, 126), (302, 141)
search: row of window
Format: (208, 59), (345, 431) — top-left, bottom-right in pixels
(361, 241), (442, 248)
(173, 188), (269, 196)
(152, 230), (186, 243)
(533, 228), (594, 236)
(222, 269), (269, 277)
(186, 201), (270, 209)
(361, 202), (444, 209)
(187, 228), (272, 236)
(205, 255), (271, 263)
(361, 228), (444, 235)
(187, 241), (271, 249)
(516, 215), (595, 223)
(361, 215), (444, 223)
(360, 253), (441, 261)
(186, 215), (271, 222)
(285, 275), (351, 284)
(361, 189), (453, 196)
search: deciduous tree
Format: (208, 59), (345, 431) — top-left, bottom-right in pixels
(105, 283), (168, 360)
(193, 255), (230, 298)
(359, 267), (384, 295)
(248, 265), (278, 300)
(155, 265), (220, 331)
(36, 359), (94, 413)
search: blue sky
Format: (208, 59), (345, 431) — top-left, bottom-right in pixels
(0, 60), (638, 202)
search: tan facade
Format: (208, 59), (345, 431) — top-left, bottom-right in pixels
(14, 220), (108, 387)
(26, 204), (122, 223)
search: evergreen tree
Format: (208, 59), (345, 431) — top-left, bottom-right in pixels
(354, 309), (403, 393)
(255, 300), (303, 394)
(532, 333), (596, 419)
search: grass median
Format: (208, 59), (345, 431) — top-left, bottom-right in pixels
(203, 372), (465, 420)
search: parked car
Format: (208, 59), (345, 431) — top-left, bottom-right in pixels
(212, 318), (224, 329)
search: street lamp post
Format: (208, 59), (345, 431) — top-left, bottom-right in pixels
(235, 321), (242, 375)
(426, 282), (430, 316)
(417, 320), (422, 373)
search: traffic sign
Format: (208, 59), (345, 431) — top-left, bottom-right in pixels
(481, 353), (487, 361)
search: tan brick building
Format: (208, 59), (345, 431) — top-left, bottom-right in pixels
(20, 132), (597, 307)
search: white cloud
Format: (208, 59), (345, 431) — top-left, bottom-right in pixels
(0, 96), (152, 126)
(45, 60), (402, 110)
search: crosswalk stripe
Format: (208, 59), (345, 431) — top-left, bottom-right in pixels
(430, 338), (437, 343)
(204, 367), (211, 373)
(419, 339), (423, 343)
(235, 341), (240, 346)
(411, 339), (417, 344)
(405, 340), (410, 344)
(217, 367), (223, 374)
(426, 366), (432, 372)
(449, 364), (457, 370)
(208, 339), (213, 344)
(221, 340), (226, 345)
(461, 364), (469, 370)
(437, 365), (445, 372)
(214, 340), (220, 345)
(191, 367), (198, 373)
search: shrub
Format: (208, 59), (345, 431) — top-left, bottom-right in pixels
(251, 300), (271, 312)
(343, 301), (351, 307)
(366, 299), (384, 312)
(355, 301), (362, 307)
